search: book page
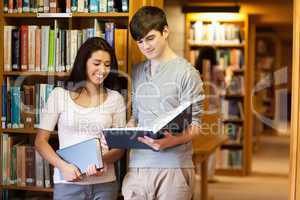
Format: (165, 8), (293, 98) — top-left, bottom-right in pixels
(152, 101), (191, 133)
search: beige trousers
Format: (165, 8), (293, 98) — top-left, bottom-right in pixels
(122, 168), (195, 200)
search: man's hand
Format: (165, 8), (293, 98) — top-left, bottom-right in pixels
(138, 131), (177, 151)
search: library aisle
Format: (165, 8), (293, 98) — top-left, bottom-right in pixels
(194, 135), (289, 200)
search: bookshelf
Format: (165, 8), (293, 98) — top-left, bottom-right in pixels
(253, 32), (276, 147)
(185, 13), (252, 176)
(0, 0), (163, 199)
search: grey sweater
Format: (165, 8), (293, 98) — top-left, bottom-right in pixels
(130, 56), (205, 168)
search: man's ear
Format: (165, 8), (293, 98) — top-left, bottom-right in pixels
(162, 26), (169, 39)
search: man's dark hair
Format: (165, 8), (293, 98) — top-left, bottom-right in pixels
(129, 6), (168, 41)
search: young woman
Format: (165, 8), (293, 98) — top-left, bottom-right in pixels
(35, 37), (126, 200)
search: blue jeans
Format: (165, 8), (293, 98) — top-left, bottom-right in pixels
(53, 181), (119, 200)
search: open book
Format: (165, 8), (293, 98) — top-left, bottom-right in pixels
(102, 101), (192, 149)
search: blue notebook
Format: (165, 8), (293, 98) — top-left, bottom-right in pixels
(56, 138), (103, 176)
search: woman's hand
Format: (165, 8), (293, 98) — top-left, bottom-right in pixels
(85, 162), (108, 177)
(59, 163), (82, 182)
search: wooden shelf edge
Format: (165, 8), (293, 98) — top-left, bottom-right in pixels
(0, 184), (53, 192)
(221, 94), (245, 99)
(3, 71), (70, 77)
(1, 128), (37, 134)
(189, 42), (245, 48)
(222, 119), (244, 123)
(221, 142), (243, 150)
(72, 12), (129, 18)
(3, 13), (37, 18)
(1, 128), (57, 136)
(215, 168), (245, 176)
(3, 12), (129, 18)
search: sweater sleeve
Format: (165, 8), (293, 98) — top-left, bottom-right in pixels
(180, 67), (205, 127)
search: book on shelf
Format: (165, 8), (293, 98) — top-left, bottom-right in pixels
(103, 101), (192, 149)
(226, 75), (245, 95)
(221, 99), (244, 120)
(3, 0), (129, 13)
(224, 124), (243, 143)
(4, 20), (125, 74)
(216, 149), (242, 169)
(56, 138), (103, 177)
(2, 77), (56, 129)
(1, 133), (52, 188)
(190, 21), (243, 45)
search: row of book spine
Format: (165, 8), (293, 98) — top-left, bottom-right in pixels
(221, 99), (244, 120)
(226, 75), (245, 95)
(2, 134), (52, 188)
(190, 21), (243, 44)
(191, 49), (244, 70)
(224, 124), (243, 144)
(3, 0), (129, 13)
(3, 20), (123, 73)
(1, 78), (64, 129)
(216, 149), (242, 169)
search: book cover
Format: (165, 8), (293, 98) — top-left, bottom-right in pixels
(89, 0), (98, 13)
(23, 0), (30, 12)
(17, 0), (22, 13)
(11, 28), (21, 71)
(44, 0), (50, 13)
(4, 0), (8, 13)
(28, 26), (37, 71)
(35, 150), (44, 187)
(56, 138), (103, 177)
(11, 86), (21, 128)
(99, 0), (107, 13)
(48, 29), (55, 72)
(23, 85), (36, 128)
(41, 26), (50, 72)
(20, 25), (28, 71)
(103, 101), (192, 149)
(49, 0), (57, 13)
(38, 0), (44, 12)
(4, 26), (14, 72)
(105, 22), (115, 48)
(2, 83), (7, 129)
(71, 0), (77, 12)
(25, 146), (35, 186)
(35, 28), (41, 71)
(43, 159), (51, 188)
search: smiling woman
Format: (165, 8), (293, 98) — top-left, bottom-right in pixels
(85, 50), (111, 92)
(34, 37), (126, 200)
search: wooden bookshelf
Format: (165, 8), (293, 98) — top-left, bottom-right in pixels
(3, 71), (70, 77)
(0, 185), (53, 193)
(72, 12), (129, 18)
(1, 128), (58, 136)
(185, 13), (252, 176)
(3, 13), (37, 18)
(0, 0), (163, 198)
(189, 43), (245, 49)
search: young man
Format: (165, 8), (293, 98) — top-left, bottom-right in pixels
(122, 6), (205, 200)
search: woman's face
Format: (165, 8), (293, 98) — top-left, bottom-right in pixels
(86, 50), (111, 86)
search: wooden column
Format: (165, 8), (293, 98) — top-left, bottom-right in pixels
(289, 0), (300, 199)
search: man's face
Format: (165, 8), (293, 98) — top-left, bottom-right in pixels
(136, 28), (168, 60)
